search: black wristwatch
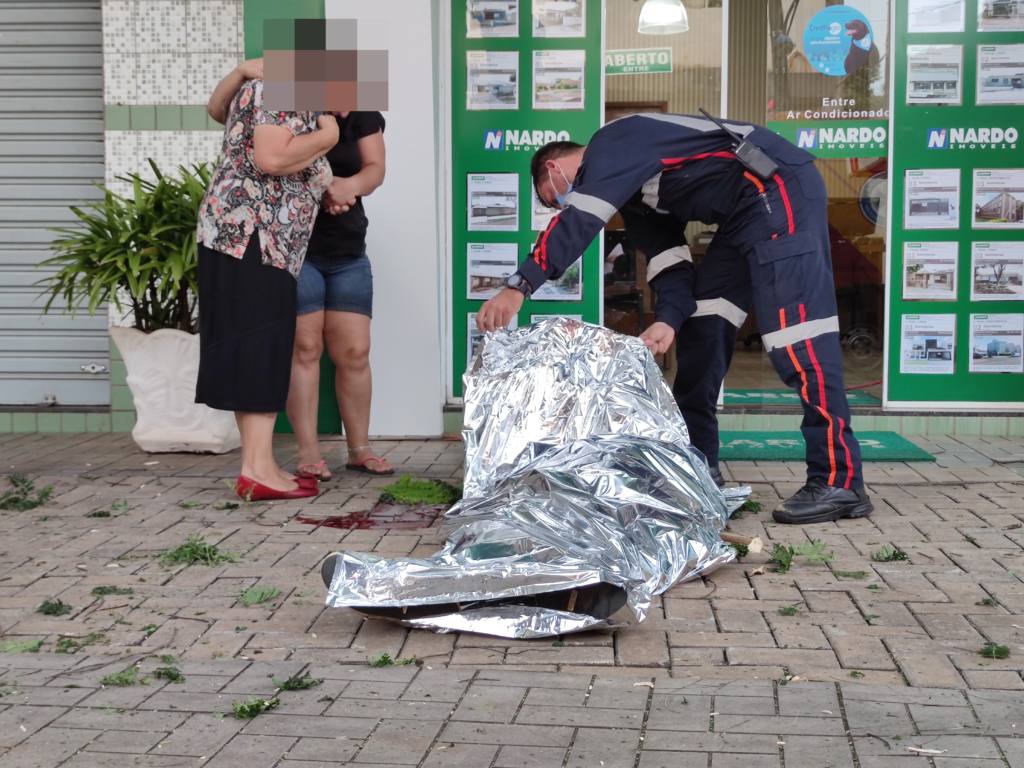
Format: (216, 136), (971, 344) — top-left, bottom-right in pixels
(505, 271), (533, 298)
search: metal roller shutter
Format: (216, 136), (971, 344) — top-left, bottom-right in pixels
(0, 0), (107, 406)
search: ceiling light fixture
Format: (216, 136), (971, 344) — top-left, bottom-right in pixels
(638, 0), (689, 35)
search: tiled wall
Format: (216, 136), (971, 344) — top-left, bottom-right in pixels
(101, 0), (243, 195)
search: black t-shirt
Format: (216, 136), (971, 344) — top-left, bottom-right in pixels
(306, 111), (385, 259)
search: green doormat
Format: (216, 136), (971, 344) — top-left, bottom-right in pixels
(719, 431), (935, 462)
(725, 389), (881, 407)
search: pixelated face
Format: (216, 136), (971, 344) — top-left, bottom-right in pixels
(262, 19), (388, 113)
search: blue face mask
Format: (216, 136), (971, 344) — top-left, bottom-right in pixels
(548, 165), (573, 208)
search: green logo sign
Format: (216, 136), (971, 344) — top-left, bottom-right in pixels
(767, 120), (888, 158)
(605, 48), (672, 76)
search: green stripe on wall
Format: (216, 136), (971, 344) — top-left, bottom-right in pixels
(105, 105), (222, 131)
(243, 0), (324, 59)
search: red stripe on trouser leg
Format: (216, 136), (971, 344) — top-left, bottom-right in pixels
(836, 416), (854, 490)
(802, 338), (838, 486)
(780, 308), (812, 405)
(773, 175), (796, 235)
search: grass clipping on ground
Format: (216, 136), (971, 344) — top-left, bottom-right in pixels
(378, 477), (461, 506)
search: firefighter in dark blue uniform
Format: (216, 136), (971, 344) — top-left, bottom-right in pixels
(477, 113), (873, 524)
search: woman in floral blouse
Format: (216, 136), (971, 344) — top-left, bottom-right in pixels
(195, 59), (339, 502)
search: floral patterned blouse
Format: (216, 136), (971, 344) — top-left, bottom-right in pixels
(197, 79), (333, 278)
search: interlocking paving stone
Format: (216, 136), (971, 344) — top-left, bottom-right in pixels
(0, 434), (1022, 765)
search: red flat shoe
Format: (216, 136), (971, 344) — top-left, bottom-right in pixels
(236, 475), (318, 501)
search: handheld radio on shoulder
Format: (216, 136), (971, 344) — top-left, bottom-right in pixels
(699, 108), (779, 182)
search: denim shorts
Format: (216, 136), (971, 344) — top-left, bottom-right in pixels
(296, 252), (373, 317)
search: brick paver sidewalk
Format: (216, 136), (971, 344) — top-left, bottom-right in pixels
(0, 432), (1022, 767)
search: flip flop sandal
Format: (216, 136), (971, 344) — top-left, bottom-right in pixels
(346, 449), (395, 476)
(297, 460), (333, 481)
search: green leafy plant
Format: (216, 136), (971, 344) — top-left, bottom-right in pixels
(729, 542), (749, 559)
(92, 586), (134, 597)
(976, 596), (1001, 608)
(153, 666), (185, 683)
(212, 501), (240, 511)
(871, 545), (909, 562)
(142, 624), (159, 636)
(158, 654), (178, 665)
(86, 510), (112, 518)
(101, 665), (147, 687)
(55, 632), (107, 654)
(768, 541), (833, 573)
(274, 673), (322, 691)
(0, 474), (54, 511)
(38, 599), (72, 616)
(240, 586), (281, 607)
(378, 477), (461, 506)
(232, 697), (280, 719)
(777, 604), (800, 617)
(738, 500), (762, 514)
(0, 638), (43, 653)
(849, 670), (865, 679)
(367, 653), (417, 668)
(979, 642), (1010, 660)
(160, 535), (237, 567)
(41, 161), (211, 334)
(178, 501), (203, 509)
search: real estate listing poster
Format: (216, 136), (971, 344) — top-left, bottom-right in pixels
(466, 1), (519, 38)
(532, 0), (585, 37)
(973, 169), (1024, 230)
(903, 241), (958, 300)
(532, 49), (586, 110)
(532, 259), (583, 301)
(904, 168), (961, 229)
(900, 314), (956, 374)
(467, 313), (518, 365)
(976, 44), (1024, 105)
(467, 173), (519, 231)
(466, 242), (519, 299)
(971, 241), (1024, 300)
(978, 0), (1024, 31)
(531, 187), (556, 232)
(906, 45), (963, 105)
(466, 50), (519, 110)
(908, 0), (965, 32)
(969, 313), (1024, 373)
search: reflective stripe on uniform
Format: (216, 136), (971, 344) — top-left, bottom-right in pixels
(646, 245), (692, 282)
(761, 315), (840, 352)
(565, 191), (618, 222)
(641, 173), (666, 211)
(692, 297), (747, 328)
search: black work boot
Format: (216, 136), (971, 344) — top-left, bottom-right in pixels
(708, 465), (725, 488)
(773, 480), (873, 524)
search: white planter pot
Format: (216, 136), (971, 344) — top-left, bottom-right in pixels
(109, 326), (240, 454)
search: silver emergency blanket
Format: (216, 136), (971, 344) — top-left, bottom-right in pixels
(324, 317), (748, 638)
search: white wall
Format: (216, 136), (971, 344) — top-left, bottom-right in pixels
(326, 0), (445, 437)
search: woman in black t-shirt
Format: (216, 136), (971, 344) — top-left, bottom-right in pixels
(287, 110), (393, 478)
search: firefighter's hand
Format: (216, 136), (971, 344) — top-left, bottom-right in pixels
(477, 288), (523, 332)
(640, 321), (675, 355)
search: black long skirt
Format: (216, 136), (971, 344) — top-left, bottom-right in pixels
(195, 235), (296, 413)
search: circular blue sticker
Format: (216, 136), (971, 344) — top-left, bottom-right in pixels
(859, 171), (887, 225)
(802, 6), (875, 78)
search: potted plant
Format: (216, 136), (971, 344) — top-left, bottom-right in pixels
(40, 160), (240, 454)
